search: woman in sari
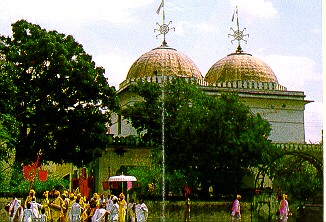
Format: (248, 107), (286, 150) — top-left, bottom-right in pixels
(279, 194), (289, 221)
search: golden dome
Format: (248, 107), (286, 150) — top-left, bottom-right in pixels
(126, 46), (203, 80)
(204, 52), (278, 84)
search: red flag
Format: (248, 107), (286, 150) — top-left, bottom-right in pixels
(102, 181), (109, 191)
(23, 152), (42, 181)
(79, 178), (90, 199)
(23, 165), (37, 181)
(127, 181), (132, 191)
(38, 170), (48, 182)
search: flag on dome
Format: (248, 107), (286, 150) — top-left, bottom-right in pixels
(156, 0), (164, 15)
(231, 6), (238, 22)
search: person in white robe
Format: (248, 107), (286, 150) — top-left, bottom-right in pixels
(138, 199), (148, 222)
(69, 198), (82, 222)
(109, 197), (119, 222)
(92, 203), (108, 222)
(30, 198), (43, 220)
(9, 195), (23, 222)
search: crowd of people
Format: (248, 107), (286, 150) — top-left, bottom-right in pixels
(7, 188), (291, 222)
(7, 189), (148, 222)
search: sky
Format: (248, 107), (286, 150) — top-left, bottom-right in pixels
(0, 0), (323, 143)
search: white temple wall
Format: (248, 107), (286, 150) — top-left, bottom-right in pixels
(242, 97), (306, 143)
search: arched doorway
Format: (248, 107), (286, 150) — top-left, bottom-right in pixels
(251, 151), (323, 221)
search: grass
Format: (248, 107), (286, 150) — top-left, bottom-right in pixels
(144, 200), (252, 221)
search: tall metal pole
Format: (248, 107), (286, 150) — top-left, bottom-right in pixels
(161, 63), (166, 222)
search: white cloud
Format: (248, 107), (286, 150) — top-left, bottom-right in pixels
(0, 0), (154, 24)
(312, 28), (322, 35)
(304, 101), (323, 143)
(165, 2), (187, 12)
(0, 0), (151, 88)
(174, 21), (218, 36)
(94, 53), (134, 88)
(195, 23), (219, 33)
(262, 54), (322, 143)
(262, 54), (319, 91)
(230, 0), (277, 18)
(165, 0), (202, 12)
(173, 21), (190, 35)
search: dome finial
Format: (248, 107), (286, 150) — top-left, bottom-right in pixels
(154, 0), (175, 47)
(236, 44), (243, 53)
(228, 6), (249, 53)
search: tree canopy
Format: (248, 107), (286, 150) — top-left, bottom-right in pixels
(0, 20), (118, 166)
(122, 78), (273, 196)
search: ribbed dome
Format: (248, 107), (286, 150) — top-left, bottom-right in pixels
(126, 46), (203, 80)
(204, 52), (278, 84)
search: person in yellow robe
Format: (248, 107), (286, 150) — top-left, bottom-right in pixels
(118, 193), (127, 222)
(48, 190), (64, 222)
(78, 195), (88, 222)
(41, 191), (52, 222)
(24, 189), (36, 208)
(61, 191), (70, 221)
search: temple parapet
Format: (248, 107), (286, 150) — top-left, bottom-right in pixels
(273, 143), (323, 153)
(204, 80), (287, 91)
(119, 76), (288, 92)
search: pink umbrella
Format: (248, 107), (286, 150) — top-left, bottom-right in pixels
(109, 174), (137, 194)
(108, 174), (137, 182)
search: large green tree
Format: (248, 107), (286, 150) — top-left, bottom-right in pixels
(0, 114), (19, 163)
(0, 20), (118, 166)
(122, 78), (273, 196)
(0, 55), (20, 162)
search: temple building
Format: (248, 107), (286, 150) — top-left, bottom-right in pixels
(112, 6), (310, 143)
(93, 7), (312, 194)
(114, 43), (310, 143)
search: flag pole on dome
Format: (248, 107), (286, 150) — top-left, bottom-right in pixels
(154, 0), (175, 47)
(231, 6), (239, 30)
(228, 6), (249, 53)
(156, 0), (165, 26)
(156, 0), (164, 15)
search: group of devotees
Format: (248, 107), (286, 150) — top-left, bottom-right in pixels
(8, 189), (148, 222)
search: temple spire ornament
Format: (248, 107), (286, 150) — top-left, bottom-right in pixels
(154, 0), (175, 47)
(228, 6), (249, 53)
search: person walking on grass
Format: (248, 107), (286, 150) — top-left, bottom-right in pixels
(279, 194), (289, 221)
(184, 195), (191, 222)
(137, 199), (148, 222)
(231, 194), (241, 221)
